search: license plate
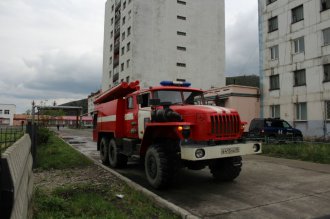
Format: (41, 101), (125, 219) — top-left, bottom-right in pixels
(221, 147), (240, 155)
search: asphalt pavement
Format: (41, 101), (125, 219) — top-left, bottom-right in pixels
(54, 127), (330, 219)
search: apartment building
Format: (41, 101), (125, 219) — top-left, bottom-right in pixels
(258, 0), (330, 139)
(0, 104), (16, 126)
(101, 0), (225, 91)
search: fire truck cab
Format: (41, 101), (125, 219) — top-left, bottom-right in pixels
(93, 80), (261, 189)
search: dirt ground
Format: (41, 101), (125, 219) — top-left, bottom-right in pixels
(33, 164), (123, 192)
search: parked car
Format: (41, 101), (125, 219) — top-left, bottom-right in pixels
(248, 118), (303, 142)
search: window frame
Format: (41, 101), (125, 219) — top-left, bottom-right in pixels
(268, 16), (278, 33)
(324, 64), (330, 82)
(269, 74), (280, 90)
(4, 110), (10, 115)
(293, 37), (305, 53)
(270, 45), (279, 60)
(321, 0), (330, 11)
(326, 101), (330, 120)
(270, 105), (280, 118)
(323, 27), (330, 46)
(266, 0), (277, 5)
(292, 5), (304, 24)
(293, 69), (306, 87)
(295, 102), (307, 121)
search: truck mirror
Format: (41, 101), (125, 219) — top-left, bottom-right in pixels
(149, 99), (160, 106)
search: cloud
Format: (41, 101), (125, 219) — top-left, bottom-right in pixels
(225, 0), (259, 76)
(0, 0), (105, 113)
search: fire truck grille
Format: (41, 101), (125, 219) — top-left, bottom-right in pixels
(210, 114), (240, 137)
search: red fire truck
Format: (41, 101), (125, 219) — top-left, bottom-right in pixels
(93, 80), (261, 189)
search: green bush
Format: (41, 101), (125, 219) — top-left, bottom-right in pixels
(37, 127), (51, 145)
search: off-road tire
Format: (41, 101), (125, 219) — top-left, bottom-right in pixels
(100, 137), (109, 165)
(145, 145), (174, 189)
(108, 139), (128, 168)
(209, 156), (242, 181)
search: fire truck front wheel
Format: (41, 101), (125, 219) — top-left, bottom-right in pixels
(145, 145), (173, 189)
(100, 137), (109, 165)
(209, 156), (242, 182)
(108, 139), (128, 168)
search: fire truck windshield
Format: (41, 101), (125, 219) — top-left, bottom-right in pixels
(154, 90), (205, 105)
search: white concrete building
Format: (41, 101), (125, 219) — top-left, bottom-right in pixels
(258, 0), (330, 139)
(102, 0), (225, 91)
(0, 104), (16, 126)
(87, 90), (101, 116)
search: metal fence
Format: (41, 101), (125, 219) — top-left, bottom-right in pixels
(0, 126), (25, 154)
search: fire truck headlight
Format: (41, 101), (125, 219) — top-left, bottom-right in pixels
(195, 149), (205, 158)
(178, 125), (191, 138)
(253, 144), (261, 152)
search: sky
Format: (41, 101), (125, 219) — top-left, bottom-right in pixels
(0, 0), (259, 113)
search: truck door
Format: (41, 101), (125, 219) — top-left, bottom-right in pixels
(137, 92), (151, 139)
(125, 95), (139, 138)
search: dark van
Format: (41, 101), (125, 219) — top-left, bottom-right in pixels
(248, 118), (303, 142)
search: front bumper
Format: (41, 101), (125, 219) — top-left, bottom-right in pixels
(180, 142), (262, 161)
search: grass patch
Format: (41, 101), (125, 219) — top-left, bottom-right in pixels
(262, 142), (330, 164)
(33, 183), (180, 219)
(36, 131), (92, 170)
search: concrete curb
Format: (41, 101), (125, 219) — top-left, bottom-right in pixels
(58, 134), (199, 219)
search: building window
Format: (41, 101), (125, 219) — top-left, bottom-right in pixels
(326, 101), (330, 120)
(177, 46), (186, 51)
(270, 45), (279, 60)
(177, 0), (186, 5)
(127, 26), (131, 36)
(4, 110), (10, 115)
(109, 70), (112, 78)
(177, 63), (186, 67)
(121, 63), (124, 71)
(112, 4), (114, 11)
(111, 30), (113, 38)
(295, 102), (307, 120)
(292, 5), (304, 23)
(177, 15), (186, 20)
(127, 42), (130, 52)
(267, 0), (277, 5)
(111, 17), (114, 25)
(126, 76), (130, 83)
(321, 0), (330, 11)
(122, 32), (125, 41)
(323, 27), (330, 45)
(122, 16), (126, 25)
(121, 46), (125, 55)
(109, 57), (112, 64)
(268, 16), (278, 32)
(270, 105), (280, 118)
(293, 37), (304, 53)
(123, 1), (126, 9)
(294, 69), (306, 86)
(110, 44), (113, 52)
(270, 74), (280, 90)
(324, 64), (330, 82)
(177, 31), (186, 36)
(0, 110), (2, 114)
(127, 59), (130, 68)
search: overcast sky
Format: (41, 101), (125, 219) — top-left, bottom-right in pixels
(0, 0), (258, 113)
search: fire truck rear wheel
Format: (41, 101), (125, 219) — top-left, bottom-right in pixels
(209, 156), (242, 181)
(108, 139), (128, 168)
(145, 145), (173, 189)
(100, 137), (109, 165)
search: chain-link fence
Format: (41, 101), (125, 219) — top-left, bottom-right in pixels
(0, 126), (25, 154)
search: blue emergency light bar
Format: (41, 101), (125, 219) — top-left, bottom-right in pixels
(160, 81), (191, 87)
